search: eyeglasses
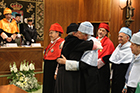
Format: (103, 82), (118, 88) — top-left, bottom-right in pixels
(5, 14), (12, 16)
(118, 35), (127, 38)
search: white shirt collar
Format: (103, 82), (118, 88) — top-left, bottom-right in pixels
(98, 37), (104, 41)
(51, 37), (60, 43)
(28, 25), (33, 29)
(7, 19), (11, 22)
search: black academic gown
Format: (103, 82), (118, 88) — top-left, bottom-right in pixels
(98, 55), (111, 93)
(16, 21), (24, 35)
(0, 29), (2, 34)
(43, 60), (57, 93)
(0, 29), (16, 43)
(54, 35), (93, 93)
(0, 29), (3, 45)
(23, 25), (38, 45)
(79, 62), (99, 93)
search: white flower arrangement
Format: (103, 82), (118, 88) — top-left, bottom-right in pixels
(7, 60), (41, 92)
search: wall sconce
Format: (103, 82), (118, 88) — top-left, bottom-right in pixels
(120, 0), (127, 8)
(125, 0), (135, 27)
(120, 0), (135, 27)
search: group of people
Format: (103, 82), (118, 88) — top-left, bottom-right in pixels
(43, 21), (140, 93)
(0, 8), (38, 46)
(1, 6), (140, 93)
(0, 7), (139, 93)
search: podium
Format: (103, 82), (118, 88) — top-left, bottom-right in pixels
(0, 46), (43, 85)
(0, 84), (27, 93)
(0, 46), (43, 75)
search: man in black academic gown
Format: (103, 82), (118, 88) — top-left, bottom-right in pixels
(23, 18), (38, 45)
(15, 13), (24, 35)
(14, 13), (24, 46)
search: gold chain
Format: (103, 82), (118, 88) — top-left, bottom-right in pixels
(45, 38), (60, 56)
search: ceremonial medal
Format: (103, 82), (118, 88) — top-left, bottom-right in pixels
(100, 49), (102, 52)
(45, 38), (60, 56)
(51, 49), (54, 52)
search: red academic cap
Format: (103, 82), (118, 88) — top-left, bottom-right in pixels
(49, 23), (64, 34)
(98, 23), (110, 32)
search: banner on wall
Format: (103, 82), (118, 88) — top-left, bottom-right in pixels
(0, 0), (44, 40)
(10, 2), (24, 23)
(12, 10), (23, 23)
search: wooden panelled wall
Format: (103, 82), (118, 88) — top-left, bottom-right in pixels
(44, 0), (140, 47)
(43, 0), (79, 48)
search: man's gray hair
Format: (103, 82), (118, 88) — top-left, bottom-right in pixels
(68, 31), (77, 35)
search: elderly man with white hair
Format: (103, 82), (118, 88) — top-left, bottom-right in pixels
(56, 21), (102, 93)
(109, 27), (133, 93)
(77, 21), (102, 93)
(122, 32), (140, 93)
